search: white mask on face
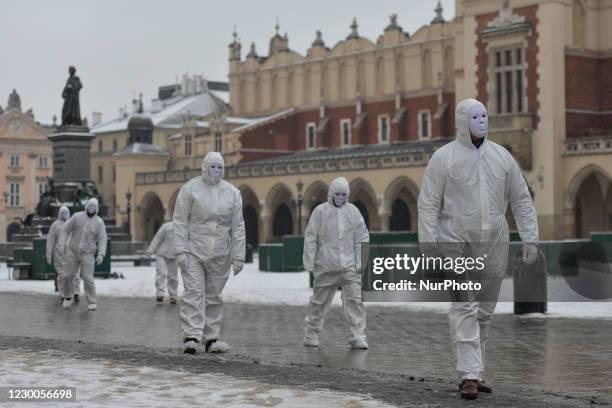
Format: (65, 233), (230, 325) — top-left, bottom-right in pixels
(468, 105), (488, 139)
(333, 192), (347, 207)
(207, 164), (223, 182)
(87, 206), (96, 217)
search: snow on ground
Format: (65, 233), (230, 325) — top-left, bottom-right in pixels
(0, 349), (392, 408)
(1, 257), (610, 319)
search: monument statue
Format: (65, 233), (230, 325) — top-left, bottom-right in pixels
(61, 66), (83, 127)
(36, 177), (59, 218)
(7, 89), (21, 111)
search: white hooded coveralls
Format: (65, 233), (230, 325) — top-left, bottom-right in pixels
(417, 98), (538, 381)
(173, 152), (246, 342)
(303, 177), (370, 343)
(58, 198), (107, 305)
(148, 221), (179, 299)
(46, 206), (80, 296)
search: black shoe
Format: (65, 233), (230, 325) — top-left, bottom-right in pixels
(74, 294), (80, 304)
(205, 339), (217, 353)
(477, 380), (492, 393)
(183, 338), (199, 354)
(156, 296), (163, 303)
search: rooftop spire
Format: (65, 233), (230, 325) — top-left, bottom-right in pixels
(431, 0), (445, 24)
(275, 18), (280, 36)
(347, 17), (359, 39)
(312, 30), (325, 47)
(247, 42), (258, 58)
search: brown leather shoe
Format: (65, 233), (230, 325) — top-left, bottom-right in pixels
(478, 380), (492, 393)
(460, 380), (478, 399)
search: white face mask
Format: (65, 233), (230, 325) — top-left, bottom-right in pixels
(333, 192), (347, 207)
(468, 105), (488, 139)
(86, 206), (96, 217)
(207, 164), (223, 182)
(59, 209), (69, 221)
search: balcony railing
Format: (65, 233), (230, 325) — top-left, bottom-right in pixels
(564, 135), (612, 156)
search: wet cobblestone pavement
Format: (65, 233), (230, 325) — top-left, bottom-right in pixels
(1, 292), (611, 406)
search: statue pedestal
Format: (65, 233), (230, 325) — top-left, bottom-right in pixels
(48, 126), (95, 203)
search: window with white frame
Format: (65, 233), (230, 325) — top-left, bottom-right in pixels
(418, 110), (431, 139)
(9, 155), (20, 168)
(492, 46), (525, 114)
(214, 132), (223, 152)
(340, 119), (351, 147)
(37, 156), (49, 168)
(184, 134), (192, 156)
(306, 123), (316, 150)
(9, 182), (21, 207)
(378, 115), (390, 143)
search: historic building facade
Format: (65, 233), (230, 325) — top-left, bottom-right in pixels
(102, 0), (612, 245)
(0, 90), (54, 241)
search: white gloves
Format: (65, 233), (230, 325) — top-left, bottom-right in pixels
(96, 254), (104, 266)
(522, 243), (538, 266)
(233, 262), (244, 276)
(177, 253), (188, 273)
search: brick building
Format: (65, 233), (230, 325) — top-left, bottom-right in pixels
(107, 0), (612, 245)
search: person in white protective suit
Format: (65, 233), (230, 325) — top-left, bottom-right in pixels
(58, 197), (107, 311)
(303, 177), (370, 349)
(417, 98), (538, 399)
(173, 151), (246, 355)
(147, 221), (179, 304)
(46, 206), (80, 301)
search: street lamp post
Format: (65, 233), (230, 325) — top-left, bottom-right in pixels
(296, 179), (304, 236)
(126, 190), (133, 236)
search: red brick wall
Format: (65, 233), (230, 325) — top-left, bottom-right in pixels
(565, 55), (600, 110)
(565, 55), (612, 138)
(601, 57), (612, 111)
(238, 93), (455, 162)
(475, 5), (540, 128)
(240, 115), (297, 151)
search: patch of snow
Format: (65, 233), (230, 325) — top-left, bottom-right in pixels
(0, 349), (393, 408)
(1, 257), (610, 320)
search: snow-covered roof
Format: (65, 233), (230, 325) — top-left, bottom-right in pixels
(231, 108), (295, 133)
(210, 90), (229, 104)
(113, 142), (169, 156)
(92, 91), (227, 134)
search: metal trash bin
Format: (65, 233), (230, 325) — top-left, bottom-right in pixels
(513, 246), (547, 314)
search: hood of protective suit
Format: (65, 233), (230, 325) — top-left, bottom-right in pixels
(85, 197), (99, 215)
(201, 151), (225, 184)
(327, 177), (350, 207)
(455, 98), (488, 147)
(58, 206), (70, 221)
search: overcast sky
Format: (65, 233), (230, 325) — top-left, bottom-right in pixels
(1, 0), (455, 125)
